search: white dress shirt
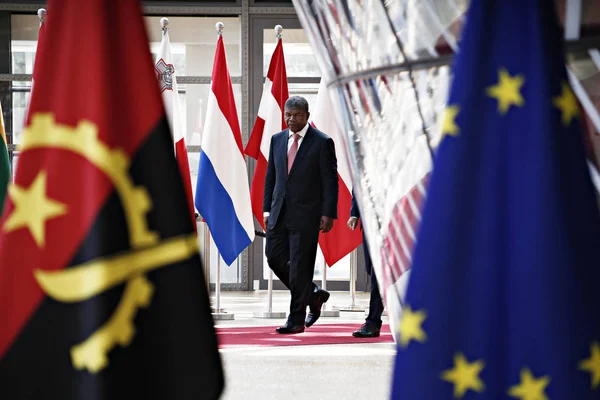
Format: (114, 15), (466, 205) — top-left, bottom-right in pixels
(264, 123), (310, 217)
(287, 122), (309, 152)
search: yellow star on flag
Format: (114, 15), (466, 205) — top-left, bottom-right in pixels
(441, 352), (485, 398)
(398, 306), (427, 348)
(440, 105), (460, 141)
(553, 81), (579, 126)
(507, 367), (550, 400)
(579, 341), (600, 389)
(3, 171), (68, 248)
(486, 68), (525, 114)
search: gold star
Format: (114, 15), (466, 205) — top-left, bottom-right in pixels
(580, 341), (600, 389)
(441, 352), (485, 398)
(398, 306), (427, 348)
(486, 68), (525, 114)
(507, 367), (550, 400)
(553, 81), (579, 126)
(3, 171), (68, 248)
(440, 105), (460, 141)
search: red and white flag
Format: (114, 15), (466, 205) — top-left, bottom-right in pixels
(311, 78), (362, 266)
(155, 27), (195, 223)
(245, 39), (288, 230)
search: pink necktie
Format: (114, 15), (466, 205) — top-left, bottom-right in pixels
(287, 133), (301, 174)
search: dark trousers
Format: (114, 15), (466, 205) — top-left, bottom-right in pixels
(363, 230), (384, 329)
(265, 211), (320, 326)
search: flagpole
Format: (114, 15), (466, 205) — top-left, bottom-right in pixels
(160, 16), (168, 36)
(37, 8), (46, 26)
(253, 24), (287, 320)
(334, 249), (365, 312)
(206, 21), (235, 322)
(321, 260), (340, 317)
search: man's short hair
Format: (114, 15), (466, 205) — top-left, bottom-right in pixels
(284, 96), (309, 113)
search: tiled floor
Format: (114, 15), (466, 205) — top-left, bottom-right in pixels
(212, 290), (396, 400)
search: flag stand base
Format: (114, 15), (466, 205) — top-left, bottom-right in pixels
(321, 309), (340, 317)
(212, 310), (235, 320)
(253, 311), (286, 319)
(333, 305), (365, 312)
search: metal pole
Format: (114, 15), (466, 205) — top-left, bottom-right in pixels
(253, 261), (285, 318)
(212, 251), (234, 320)
(204, 223), (210, 293)
(216, 255), (221, 312)
(350, 250), (356, 307)
(333, 248), (365, 312)
(321, 260), (340, 317)
(268, 269), (273, 313)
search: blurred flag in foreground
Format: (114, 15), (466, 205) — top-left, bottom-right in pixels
(195, 28), (254, 266)
(0, 0), (223, 398)
(393, 1), (600, 399)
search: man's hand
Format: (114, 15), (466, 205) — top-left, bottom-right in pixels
(263, 216), (269, 229)
(320, 216), (334, 233)
(347, 216), (358, 230)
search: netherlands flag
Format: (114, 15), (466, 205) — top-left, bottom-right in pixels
(195, 33), (255, 266)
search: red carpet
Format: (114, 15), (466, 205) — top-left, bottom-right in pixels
(216, 324), (393, 349)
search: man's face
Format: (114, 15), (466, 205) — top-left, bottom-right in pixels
(284, 107), (310, 133)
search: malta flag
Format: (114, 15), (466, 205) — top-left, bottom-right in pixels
(311, 78), (362, 266)
(195, 33), (254, 266)
(155, 26), (195, 223)
(245, 39), (288, 230)
(0, 1), (223, 399)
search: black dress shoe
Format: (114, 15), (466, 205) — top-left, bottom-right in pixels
(276, 323), (305, 334)
(305, 289), (330, 328)
(352, 323), (380, 338)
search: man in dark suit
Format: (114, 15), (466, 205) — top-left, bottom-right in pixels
(348, 191), (385, 337)
(264, 96), (338, 334)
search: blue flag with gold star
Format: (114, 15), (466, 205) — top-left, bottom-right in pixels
(392, 1), (600, 399)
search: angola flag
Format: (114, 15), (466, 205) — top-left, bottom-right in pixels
(0, 103), (9, 215)
(0, 1), (224, 399)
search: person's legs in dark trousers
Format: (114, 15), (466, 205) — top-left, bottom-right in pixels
(353, 230), (384, 337)
(265, 221), (319, 298)
(265, 220), (291, 287)
(287, 226), (320, 326)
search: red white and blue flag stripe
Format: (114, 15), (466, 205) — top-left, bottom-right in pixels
(195, 34), (255, 265)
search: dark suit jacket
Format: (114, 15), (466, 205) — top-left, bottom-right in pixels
(264, 125), (338, 231)
(350, 190), (360, 219)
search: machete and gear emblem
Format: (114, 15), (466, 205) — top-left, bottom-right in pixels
(20, 114), (198, 373)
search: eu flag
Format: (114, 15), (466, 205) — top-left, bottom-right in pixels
(392, 1), (600, 399)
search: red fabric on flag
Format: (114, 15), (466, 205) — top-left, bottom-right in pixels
(317, 174), (361, 266)
(379, 174), (430, 290)
(245, 40), (289, 230)
(311, 78), (362, 267)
